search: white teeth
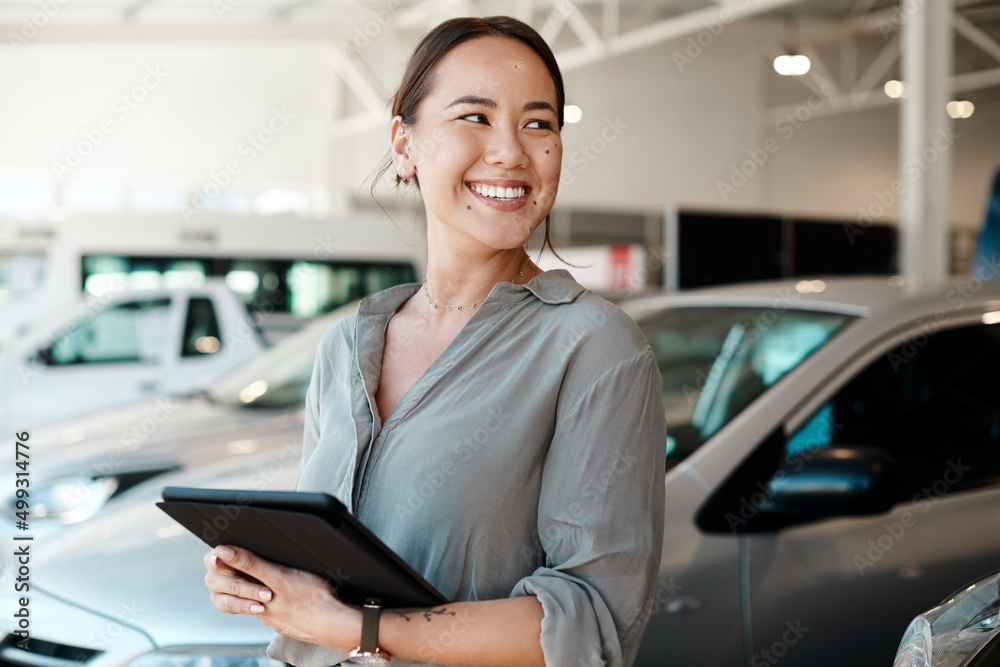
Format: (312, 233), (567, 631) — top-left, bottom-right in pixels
(471, 184), (526, 200)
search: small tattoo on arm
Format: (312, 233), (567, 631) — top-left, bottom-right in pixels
(421, 607), (457, 622)
(387, 607), (457, 622)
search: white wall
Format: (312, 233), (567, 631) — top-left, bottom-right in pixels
(0, 43), (331, 190)
(554, 36), (767, 211)
(762, 101), (1000, 228)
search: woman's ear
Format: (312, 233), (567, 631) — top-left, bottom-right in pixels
(390, 115), (411, 180)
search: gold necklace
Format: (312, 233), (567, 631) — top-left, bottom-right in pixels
(422, 254), (532, 312)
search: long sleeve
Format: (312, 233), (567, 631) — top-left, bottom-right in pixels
(509, 349), (667, 667)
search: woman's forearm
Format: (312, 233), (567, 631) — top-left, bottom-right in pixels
(331, 596), (545, 667)
(204, 545), (545, 666)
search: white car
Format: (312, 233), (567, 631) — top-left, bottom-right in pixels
(0, 279), (267, 428)
(4, 275), (1000, 667)
(0, 304), (354, 543)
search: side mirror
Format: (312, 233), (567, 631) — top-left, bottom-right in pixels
(34, 346), (54, 366)
(764, 446), (896, 517)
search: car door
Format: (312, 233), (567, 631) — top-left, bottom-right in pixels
(736, 317), (1000, 666)
(162, 295), (228, 395)
(633, 304), (858, 667)
(14, 296), (179, 426)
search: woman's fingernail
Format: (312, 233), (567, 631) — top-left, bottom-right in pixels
(215, 546), (235, 560)
(250, 604), (265, 613)
(208, 554), (217, 565)
(259, 589), (272, 601)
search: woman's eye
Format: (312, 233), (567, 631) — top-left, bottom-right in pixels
(461, 113), (489, 124)
(526, 120), (553, 130)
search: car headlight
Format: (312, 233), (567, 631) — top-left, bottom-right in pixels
(8, 476), (118, 525)
(129, 645), (283, 667)
(894, 616), (932, 667)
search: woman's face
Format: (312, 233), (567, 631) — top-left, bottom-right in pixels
(395, 36), (562, 254)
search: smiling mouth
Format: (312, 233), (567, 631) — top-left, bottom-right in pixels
(467, 183), (529, 201)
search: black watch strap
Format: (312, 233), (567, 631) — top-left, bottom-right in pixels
(360, 598), (382, 653)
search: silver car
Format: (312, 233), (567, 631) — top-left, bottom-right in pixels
(893, 569), (1000, 667)
(3, 275), (1000, 666)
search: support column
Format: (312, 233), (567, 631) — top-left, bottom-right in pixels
(899, 0), (954, 288)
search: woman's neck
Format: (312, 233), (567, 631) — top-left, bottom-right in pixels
(422, 248), (539, 313)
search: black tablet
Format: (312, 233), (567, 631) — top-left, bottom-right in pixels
(157, 486), (449, 608)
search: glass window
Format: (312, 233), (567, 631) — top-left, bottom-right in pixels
(785, 323), (1000, 500)
(82, 255), (416, 316)
(182, 297), (221, 357)
(0, 252), (46, 303)
(633, 306), (854, 472)
(286, 261), (415, 316)
(41, 298), (171, 365)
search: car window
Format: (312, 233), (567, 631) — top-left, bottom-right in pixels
(785, 322), (1000, 500)
(634, 306), (854, 473)
(205, 309), (344, 408)
(42, 298), (172, 365)
(182, 297), (222, 356)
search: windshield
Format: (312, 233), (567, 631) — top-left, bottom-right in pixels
(207, 303), (356, 408)
(632, 305), (855, 472)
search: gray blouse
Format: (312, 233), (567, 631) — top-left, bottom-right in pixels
(266, 269), (666, 667)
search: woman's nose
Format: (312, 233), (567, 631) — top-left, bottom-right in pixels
(484, 126), (529, 168)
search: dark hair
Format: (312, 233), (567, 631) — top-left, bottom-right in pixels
(370, 15), (566, 261)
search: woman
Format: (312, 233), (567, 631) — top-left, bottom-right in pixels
(203, 15), (666, 667)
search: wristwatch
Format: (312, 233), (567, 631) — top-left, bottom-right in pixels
(346, 598), (391, 665)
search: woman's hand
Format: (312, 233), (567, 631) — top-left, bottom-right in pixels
(203, 545), (362, 651)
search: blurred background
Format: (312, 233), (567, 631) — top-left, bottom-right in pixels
(2, 0), (998, 322)
(2, 2), (1000, 666)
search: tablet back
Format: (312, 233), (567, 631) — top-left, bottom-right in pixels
(158, 486), (448, 608)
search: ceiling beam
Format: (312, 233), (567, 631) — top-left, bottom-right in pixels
(566, 7), (605, 56)
(844, 0), (982, 39)
(847, 34), (900, 98)
(555, 0), (808, 71)
(0, 22), (359, 42)
(602, 0), (619, 40)
(328, 48), (388, 117)
(800, 45), (842, 97)
(766, 66), (1000, 123)
(953, 12), (1000, 67)
(539, 0), (571, 45)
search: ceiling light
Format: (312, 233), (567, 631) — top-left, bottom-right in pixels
(884, 80), (906, 99)
(774, 54), (811, 76)
(564, 104), (583, 124)
(946, 100), (975, 119)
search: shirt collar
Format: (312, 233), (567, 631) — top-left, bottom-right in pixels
(493, 268), (585, 304)
(358, 268), (585, 316)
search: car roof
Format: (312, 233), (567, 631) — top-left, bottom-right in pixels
(621, 275), (1000, 319)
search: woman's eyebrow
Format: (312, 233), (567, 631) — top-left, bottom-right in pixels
(446, 95), (557, 115)
(523, 100), (558, 115)
(447, 95), (496, 109)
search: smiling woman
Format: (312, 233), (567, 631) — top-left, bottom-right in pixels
(202, 15), (667, 667)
